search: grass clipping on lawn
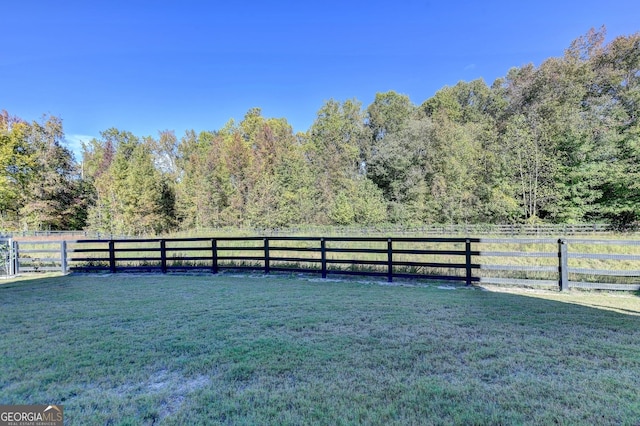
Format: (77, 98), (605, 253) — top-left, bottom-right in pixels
(1, 274), (639, 425)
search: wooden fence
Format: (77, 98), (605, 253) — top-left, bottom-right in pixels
(12, 237), (640, 291)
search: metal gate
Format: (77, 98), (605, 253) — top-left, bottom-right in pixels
(0, 238), (16, 277)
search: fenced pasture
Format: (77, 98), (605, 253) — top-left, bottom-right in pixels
(12, 236), (640, 291)
(1, 274), (639, 424)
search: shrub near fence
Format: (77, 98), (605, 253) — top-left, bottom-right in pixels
(12, 237), (640, 291)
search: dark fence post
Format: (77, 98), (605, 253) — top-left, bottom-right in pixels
(211, 239), (218, 274)
(558, 239), (569, 291)
(12, 240), (19, 275)
(264, 238), (270, 274)
(109, 240), (116, 273)
(160, 239), (167, 273)
(60, 241), (67, 274)
(321, 238), (327, 279)
(387, 238), (393, 283)
(465, 239), (472, 286)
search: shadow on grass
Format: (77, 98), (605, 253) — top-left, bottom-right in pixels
(478, 283), (640, 317)
(584, 304), (640, 315)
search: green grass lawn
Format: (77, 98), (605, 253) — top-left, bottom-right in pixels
(1, 274), (640, 425)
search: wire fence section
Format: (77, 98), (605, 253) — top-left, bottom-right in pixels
(11, 237), (640, 291)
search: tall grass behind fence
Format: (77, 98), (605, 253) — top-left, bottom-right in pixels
(170, 223), (615, 239)
(12, 236), (640, 291)
(4, 230), (129, 240)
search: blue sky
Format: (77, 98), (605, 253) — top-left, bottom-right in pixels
(2, 0), (639, 158)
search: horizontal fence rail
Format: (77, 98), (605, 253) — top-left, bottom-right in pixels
(565, 239), (640, 291)
(14, 240), (66, 274)
(474, 238), (562, 288)
(11, 237), (640, 291)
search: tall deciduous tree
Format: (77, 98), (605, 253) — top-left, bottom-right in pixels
(589, 31), (640, 227)
(175, 130), (233, 229)
(84, 129), (175, 235)
(307, 99), (384, 224)
(367, 117), (434, 223)
(0, 112), (33, 227)
(0, 112), (89, 230)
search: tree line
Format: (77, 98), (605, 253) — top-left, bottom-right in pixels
(1, 28), (638, 234)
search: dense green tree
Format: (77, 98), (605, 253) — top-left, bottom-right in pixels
(495, 28), (639, 226)
(175, 130), (233, 229)
(497, 60), (577, 222)
(84, 129), (175, 235)
(428, 115), (483, 223)
(174, 110), (317, 229)
(0, 112), (33, 227)
(367, 91), (414, 141)
(245, 116), (316, 227)
(309, 100), (369, 174)
(589, 32), (640, 226)
(0, 112), (89, 230)
(367, 117), (434, 223)
(20, 134), (88, 230)
(307, 99), (384, 224)
(420, 80), (519, 223)
(366, 91), (415, 170)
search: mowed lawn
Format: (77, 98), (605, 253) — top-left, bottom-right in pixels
(1, 275), (640, 425)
